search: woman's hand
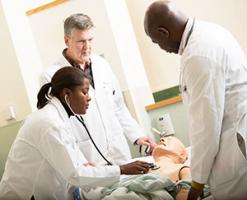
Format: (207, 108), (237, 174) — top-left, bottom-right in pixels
(120, 160), (152, 175)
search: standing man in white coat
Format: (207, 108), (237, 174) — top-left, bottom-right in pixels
(144, 1), (247, 200)
(41, 13), (155, 166)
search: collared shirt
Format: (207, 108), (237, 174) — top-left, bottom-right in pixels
(63, 49), (95, 88)
(178, 17), (194, 55)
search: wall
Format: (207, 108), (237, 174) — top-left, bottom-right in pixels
(0, 2), (31, 127)
(23, 0), (53, 11)
(0, 121), (22, 179)
(147, 101), (189, 147)
(125, 0), (180, 92)
(125, 0), (247, 92)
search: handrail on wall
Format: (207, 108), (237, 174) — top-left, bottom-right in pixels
(145, 96), (182, 111)
(26, 0), (69, 16)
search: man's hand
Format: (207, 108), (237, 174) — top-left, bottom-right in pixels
(136, 136), (156, 154)
(187, 181), (204, 200)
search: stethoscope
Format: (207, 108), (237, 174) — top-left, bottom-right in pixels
(179, 18), (195, 94)
(75, 115), (113, 166)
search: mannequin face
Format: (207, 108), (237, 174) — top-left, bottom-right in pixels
(152, 136), (187, 163)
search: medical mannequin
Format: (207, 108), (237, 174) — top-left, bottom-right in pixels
(0, 67), (151, 200)
(149, 136), (190, 181)
(148, 136), (191, 200)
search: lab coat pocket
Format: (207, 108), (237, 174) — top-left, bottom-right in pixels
(241, 62), (247, 71)
(210, 115), (247, 188)
(210, 133), (237, 188)
(101, 81), (114, 107)
(235, 113), (247, 173)
(102, 81), (113, 95)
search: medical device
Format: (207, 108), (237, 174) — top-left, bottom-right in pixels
(152, 127), (174, 138)
(139, 144), (151, 157)
(75, 115), (113, 166)
(149, 164), (160, 170)
(155, 113), (175, 136)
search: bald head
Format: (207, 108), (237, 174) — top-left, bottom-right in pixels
(144, 0), (172, 35)
(144, 0), (188, 53)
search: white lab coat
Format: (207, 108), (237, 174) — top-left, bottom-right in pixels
(41, 54), (143, 165)
(0, 97), (120, 200)
(179, 18), (247, 199)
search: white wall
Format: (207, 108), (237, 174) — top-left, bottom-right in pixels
(23, 0), (53, 11)
(126, 0), (247, 92)
(0, 3), (31, 127)
(125, 0), (179, 92)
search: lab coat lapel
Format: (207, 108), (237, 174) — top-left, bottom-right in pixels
(90, 55), (101, 93)
(89, 55), (111, 137)
(90, 55), (110, 99)
(84, 56), (101, 132)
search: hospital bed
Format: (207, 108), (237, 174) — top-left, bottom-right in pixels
(81, 154), (214, 200)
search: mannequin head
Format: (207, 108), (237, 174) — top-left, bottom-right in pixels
(152, 136), (187, 163)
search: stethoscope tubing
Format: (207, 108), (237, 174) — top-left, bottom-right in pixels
(75, 115), (112, 166)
